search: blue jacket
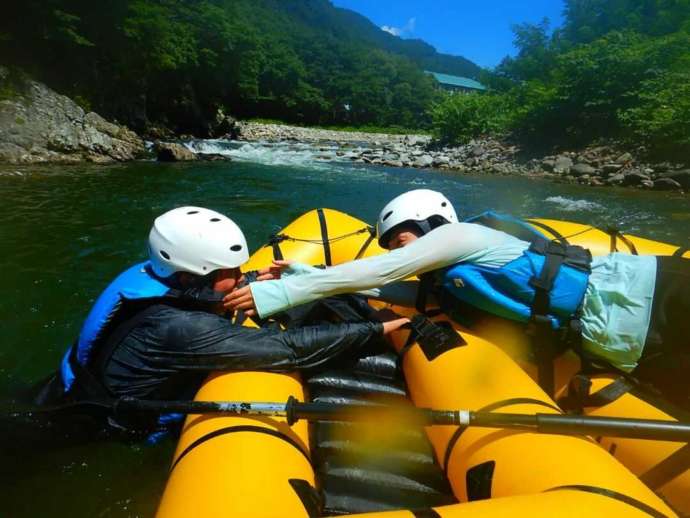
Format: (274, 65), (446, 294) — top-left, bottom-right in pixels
(60, 261), (170, 392)
(440, 212), (592, 328)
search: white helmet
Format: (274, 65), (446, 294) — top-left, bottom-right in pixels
(376, 189), (457, 248)
(148, 206), (249, 278)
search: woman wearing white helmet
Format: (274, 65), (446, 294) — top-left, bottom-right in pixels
(227, 190), (690, 407)
(40, 206), (408, 432)
(228, 189), (528, 320)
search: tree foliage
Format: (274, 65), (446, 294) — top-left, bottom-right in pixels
(433, 0), (690, 159)
(430, 93), (512, 145)
(0, 0), (472, 133)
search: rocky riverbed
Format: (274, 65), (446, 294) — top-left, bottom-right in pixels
(0, 71), (686, 193)
(235, 122), (688, 192)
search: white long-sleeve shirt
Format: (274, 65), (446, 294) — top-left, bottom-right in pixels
(249, 223), (656, 371)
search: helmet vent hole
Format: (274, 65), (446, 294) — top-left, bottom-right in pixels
(202, 266), (207, 270)
(382, 211), (393, 222)
(442, 202), (447, 207)
(230, 245), (243, 252)
(159, 250), (171, 260)
(187, 210), (199, 215)
(210, 217), (221, 222)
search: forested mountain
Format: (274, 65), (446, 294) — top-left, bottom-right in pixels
(294, 3), (480, 77)
(0, 0), (478, 134)
(433, 0), (690, 160)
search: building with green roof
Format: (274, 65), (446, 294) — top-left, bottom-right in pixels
(425, 71), (486, 93)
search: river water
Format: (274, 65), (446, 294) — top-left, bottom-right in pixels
(1, 141), (688, 517)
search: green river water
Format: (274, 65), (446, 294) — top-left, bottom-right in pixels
(1, 150), (688, 517)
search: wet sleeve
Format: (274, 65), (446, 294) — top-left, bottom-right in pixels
(250, 223), (517, 317)
(156, 310), (384, 371)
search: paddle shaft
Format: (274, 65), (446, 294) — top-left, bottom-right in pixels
(114, 397), (690, 442)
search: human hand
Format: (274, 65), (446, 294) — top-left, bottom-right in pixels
(256, 260), (293, 281)
(381, 317), (411, 335)
(224, 285), (257, 316)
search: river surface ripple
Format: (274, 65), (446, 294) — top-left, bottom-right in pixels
(1, 150), (688, 517)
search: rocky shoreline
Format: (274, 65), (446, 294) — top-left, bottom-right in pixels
(235, 122), (688, 192)
(0, 67), (145, 164)
(0, 70), (686, 192)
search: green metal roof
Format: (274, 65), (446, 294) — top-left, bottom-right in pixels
(425, 71), (486, 91)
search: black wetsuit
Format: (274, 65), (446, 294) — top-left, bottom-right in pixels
(95, 304), (383, 401)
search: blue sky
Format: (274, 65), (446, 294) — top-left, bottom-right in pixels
(330, 0), (565, 69)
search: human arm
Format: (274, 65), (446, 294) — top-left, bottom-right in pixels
(252, 260), (421, 307)
(142, 307), (405, 372)
(235, 223), (524, 317)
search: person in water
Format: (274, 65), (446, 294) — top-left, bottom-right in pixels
(225, 189), (690, 407)
(39, 206), (409, 416)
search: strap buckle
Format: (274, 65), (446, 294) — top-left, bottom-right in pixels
(409, 315), (465, 361)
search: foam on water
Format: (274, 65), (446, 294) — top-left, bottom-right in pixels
(544, 195), (605, 212)
(183, 139), (345, 169)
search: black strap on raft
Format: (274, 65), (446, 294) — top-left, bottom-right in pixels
(269, 233), (286, 261)
(398, 315), (466, 362)
(468, 212), (549, 246)
(640, 443), (690, 491)
(316, 208), (332, 267)
(546, 485), (668, 518)
(605, 227), (639, 255)
(526, 219), (568, 244)
(558, 374), (635, 413)
(673, 246), (689, 258)
(442, 397), (563, 477)
(171, 424), (311, 471)
(289, 479), (323, 518)
(559, 371), (690, 494)
(353, 226), (377, 260)
(410, 509), (442, 518)
(466, 460), (496, 501)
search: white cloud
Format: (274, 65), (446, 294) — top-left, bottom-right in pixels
(381, 17), (416, 38)
(381, 25), (402, 36)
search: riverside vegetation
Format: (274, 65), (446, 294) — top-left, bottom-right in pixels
(0, 0), (688, 191)
(432, 0), (690, 164)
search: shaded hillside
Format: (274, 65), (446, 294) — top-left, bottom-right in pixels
(0, 0), (479, 134)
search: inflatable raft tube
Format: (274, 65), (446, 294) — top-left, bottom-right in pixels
(158, 208), (679, 517)
(466, 213), (690, 514)
(156, 233), (323, 518)
(272, 209), (675, 515)
(384, 308), (674, 516)
(346, 488), (671, 517)
(156, 370), (315, 518)
(157, 209), (388, 517)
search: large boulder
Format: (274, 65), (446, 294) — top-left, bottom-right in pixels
(212, 109), (240, 139)
(414, 155), (433, 168)
(553, 155), (573, 174)
(616, 152), (634, 163)
(653, 177), (683, 191)
(154, 142), (197, 162)
(621, 171), (651, 187)
(660, 169), (690, 189)
(570, 163), (596, 177)
(0, 67), (145, 163)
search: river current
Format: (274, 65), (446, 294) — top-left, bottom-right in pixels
(1, 140), (688, 517)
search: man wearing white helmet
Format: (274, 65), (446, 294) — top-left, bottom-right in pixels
(227, 190), (690, 406)
(42, 206), (408, 421)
